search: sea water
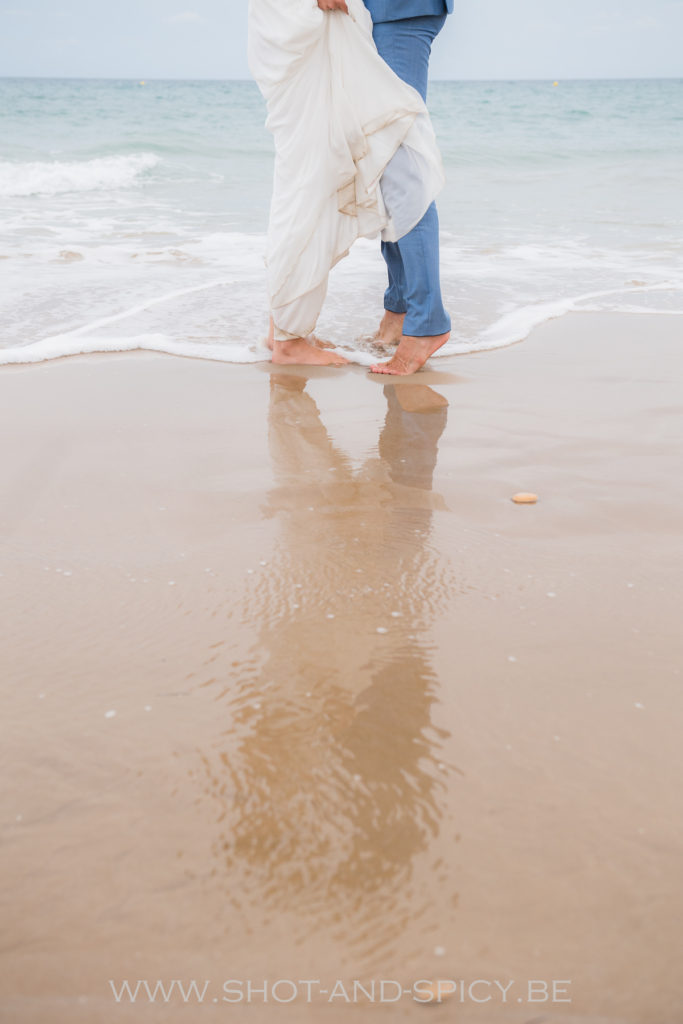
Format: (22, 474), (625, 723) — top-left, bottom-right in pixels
(1, 77), (682, 365)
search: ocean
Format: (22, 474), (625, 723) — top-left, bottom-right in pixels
(1, 76), (682, 365)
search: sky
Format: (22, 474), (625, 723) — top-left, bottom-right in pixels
(1, 0), (682, 80)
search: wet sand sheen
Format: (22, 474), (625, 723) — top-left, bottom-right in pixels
(1, 312), (682, 1023)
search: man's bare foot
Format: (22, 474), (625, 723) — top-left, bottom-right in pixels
(370, 332), (450, 375)
(272, 338), (349, 366)
(267, 316), (275, 351)
(374, 310), (405, 345)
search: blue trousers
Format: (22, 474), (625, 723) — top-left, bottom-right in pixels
(373, 15), (451, 337)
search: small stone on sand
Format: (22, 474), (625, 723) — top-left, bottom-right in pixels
(512, 492), (538, 504)
(418, 981), (455, 1005)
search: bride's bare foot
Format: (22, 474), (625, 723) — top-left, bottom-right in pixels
(369, 332), (450, 375)
(268, 318), (340, 358)
(272, 338), (349, 366)
(374, 310), (405, 346)
(308, 334), (336, 350)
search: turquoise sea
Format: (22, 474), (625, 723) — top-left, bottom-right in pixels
(1, 77), (682, 364)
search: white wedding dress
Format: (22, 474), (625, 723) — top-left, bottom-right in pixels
(248, 0), (445, 342)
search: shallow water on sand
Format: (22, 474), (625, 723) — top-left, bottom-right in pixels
(1, 78), (682, 365)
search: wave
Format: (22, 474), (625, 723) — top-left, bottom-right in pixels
(0, 153), (159, 197)
(1, 281), (680, 368)
(0, 333), (268, 366)
(472, 282), (683, 351)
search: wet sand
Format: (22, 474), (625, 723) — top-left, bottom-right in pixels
(1, 312), (682, 1024)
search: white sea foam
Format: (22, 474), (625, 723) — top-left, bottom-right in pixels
(0, 153), (159, 197)
(0, 333), (267, 365)
(2, 280), (681, 368)
(1, 219), (681, 365)
(0, 277), (269, 364)
(472, 282), (683, 352)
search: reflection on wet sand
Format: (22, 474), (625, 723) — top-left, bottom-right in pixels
(4, 320), (683, 1021)
(200, 374), (458, 965)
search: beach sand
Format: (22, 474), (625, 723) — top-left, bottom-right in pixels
(1, 312), (682, 1024)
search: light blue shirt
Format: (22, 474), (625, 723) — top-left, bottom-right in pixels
(363, 0), (453, 22)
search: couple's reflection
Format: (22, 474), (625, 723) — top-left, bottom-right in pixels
(203, 373), (456, 960)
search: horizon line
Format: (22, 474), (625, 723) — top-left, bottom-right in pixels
(1, 74), (682, 83)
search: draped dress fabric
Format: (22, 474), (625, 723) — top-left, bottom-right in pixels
(248, 0), (446, 342)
